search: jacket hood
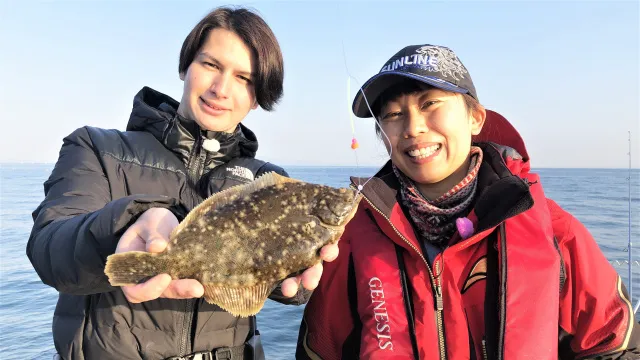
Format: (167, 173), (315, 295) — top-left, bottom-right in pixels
(473, 109), (530, 163)
(125, 86), (259, 168)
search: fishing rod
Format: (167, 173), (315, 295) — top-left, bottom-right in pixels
(603, 132), (638, 315)
(628, 131), (633, 301)
(628, 131), (639, 314)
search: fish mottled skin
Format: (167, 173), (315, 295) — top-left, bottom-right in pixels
(104, 172), (362, 317)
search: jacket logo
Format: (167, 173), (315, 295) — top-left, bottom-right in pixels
(462, 256), (487, 294)
(226, 166), (254, 181)
(369, 277), (393, 350)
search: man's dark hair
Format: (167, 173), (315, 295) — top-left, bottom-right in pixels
(179, 6), (284, 111)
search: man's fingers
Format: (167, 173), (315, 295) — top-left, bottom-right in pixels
(156, 210), (179, 239)
(281, 277), (302, 298)
(122, 274), (172, 303)
(319, 243), (339, 262)
(146, 238), (168, 253)
(300, 262), (323, 291)
(116, 231), (145, 253)
(122, 276), (206, 303)
(161, 279), (204, 299)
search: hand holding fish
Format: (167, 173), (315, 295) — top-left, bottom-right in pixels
(115, 207), (339, 302)
(105, 173), (363, 316)
(114, 207), (205, 303)
(280, 243), (339, 297)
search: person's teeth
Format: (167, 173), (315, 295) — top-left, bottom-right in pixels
(408, 145), (439, 158)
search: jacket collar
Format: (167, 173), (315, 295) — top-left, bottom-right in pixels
(351, 142), (534, 238)
(125, 86), (259, 170)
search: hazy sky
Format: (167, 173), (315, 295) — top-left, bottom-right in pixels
(1, 0), (638, 168)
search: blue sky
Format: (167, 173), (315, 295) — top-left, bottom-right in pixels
(1, 0), (638, 168)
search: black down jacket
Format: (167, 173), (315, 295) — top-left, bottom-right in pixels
(27, 86), (310, 360)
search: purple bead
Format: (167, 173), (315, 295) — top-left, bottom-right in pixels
(456, 217), (474, 239)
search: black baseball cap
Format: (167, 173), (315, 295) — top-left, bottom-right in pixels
(352, 44), (478, 118)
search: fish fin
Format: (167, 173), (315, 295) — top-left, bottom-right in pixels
(171, 172), (300, 238)
(202, 282), (276, 318)
(104, 251), (165, 286)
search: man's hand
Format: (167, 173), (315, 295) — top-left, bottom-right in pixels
(115, 207), (204, 303)
(279, 243), (339, 298)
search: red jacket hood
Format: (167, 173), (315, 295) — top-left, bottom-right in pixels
(474, 109), (532, 177)
(474, 109), (530, 162)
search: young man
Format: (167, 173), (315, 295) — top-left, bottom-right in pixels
(27, 6), (335, 360)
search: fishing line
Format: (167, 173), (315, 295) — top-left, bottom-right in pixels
(336, 3), (394, 199)
(336, 7), (455, 282)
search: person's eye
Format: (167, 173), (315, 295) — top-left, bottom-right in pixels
(421, 100), (438, 110)
(382, 111), (402, 121)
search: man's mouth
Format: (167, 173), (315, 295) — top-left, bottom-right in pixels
(405, 144), (442, 159)
(200, 97), (229, 112)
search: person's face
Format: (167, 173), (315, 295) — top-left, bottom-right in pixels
(177, 28), (258, 133)
(378, 87), (485, 189)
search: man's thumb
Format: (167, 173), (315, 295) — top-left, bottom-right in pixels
(146, 237), (168, 253)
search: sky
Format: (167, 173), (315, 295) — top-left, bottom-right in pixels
(1, 0), (638, 168)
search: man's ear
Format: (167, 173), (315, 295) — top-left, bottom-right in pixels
(251, 98), (258, 110)
(179, 72), (185, 81)
(470, 106), (486, 136)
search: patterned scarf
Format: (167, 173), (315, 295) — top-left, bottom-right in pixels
(393, 146), (483, 248)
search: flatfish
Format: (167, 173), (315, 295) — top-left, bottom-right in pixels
(104, 172), (362, 317)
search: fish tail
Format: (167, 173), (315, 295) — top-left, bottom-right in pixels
(104, 251), (165, 287)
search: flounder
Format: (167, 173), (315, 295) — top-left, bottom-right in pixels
(104, 172), (362, 317)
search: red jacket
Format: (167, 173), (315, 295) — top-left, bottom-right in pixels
(296, 111), (639, 359)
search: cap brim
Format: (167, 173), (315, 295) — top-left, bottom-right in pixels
(352, 71), (469, 118)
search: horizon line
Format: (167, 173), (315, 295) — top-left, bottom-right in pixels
(1, 162), (639, 171)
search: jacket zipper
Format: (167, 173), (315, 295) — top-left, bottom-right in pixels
(364, 197), (447, 360)
(187, 137), (206, 187)
(482, 337), (488, 360)
(434, 259), (446, 359)
(180, 300), (194, 355)
(180, 136), (206, 355)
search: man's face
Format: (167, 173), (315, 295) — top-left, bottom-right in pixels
(177, 28), (258, 133)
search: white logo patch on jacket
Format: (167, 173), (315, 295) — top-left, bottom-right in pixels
(226, 166), (254, 181)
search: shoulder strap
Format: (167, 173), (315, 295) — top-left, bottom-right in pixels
(484, 227), (566, 360)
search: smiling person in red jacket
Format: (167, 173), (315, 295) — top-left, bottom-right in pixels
(296, 44), (640, 360)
